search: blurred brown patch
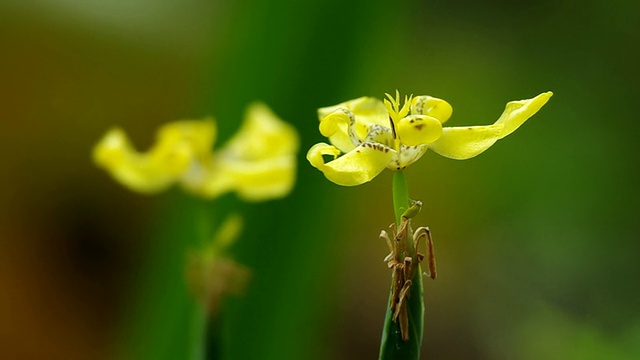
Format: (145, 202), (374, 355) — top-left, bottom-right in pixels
(0, 6), (212, 359)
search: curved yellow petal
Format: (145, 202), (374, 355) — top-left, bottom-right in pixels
(318, 108), (355, 153)
(196, 155), (297, 201)
(397, 115), (443, 146)
(318, 97), (389, 152)
(307, 142), (394, 186)
(428, 92), (552, 160)
(156, 119), (217, 160)
(230, 155), (296, 201)
(495, 91), (553, 139)
(411, 96), (453, 124)
(307, 142), (341, 170)
(93, 127), (195, 193)
(428, 125), (504, 160)
(188, 103), (299, 201)
(318, 97), (389, 127)
(221, 102), (298, 159)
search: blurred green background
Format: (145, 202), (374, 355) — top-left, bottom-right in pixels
(1, 0), (639, 359)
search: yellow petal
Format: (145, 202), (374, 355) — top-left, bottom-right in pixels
(428, 125), (504, 160)
(196, 155), (297, 201)
(307, 142), (341, 170)
(190, 103), (299, 201)
(428, 92), (552, 160)
(397, 115), (443, 146)
(156, 119), (217, 160)
(318, 97), (389, 127)
(222, 102), (298, 159)
(318, 108), (355, 153)
(93, 126), (195, 193)
(318, 97), (389, 152)
(230, 156), (296, 201)
(411, 96), (453, 124)
(495, 91), (553, 139)
(306, 142), (394, 186)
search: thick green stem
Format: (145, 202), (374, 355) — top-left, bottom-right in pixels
(379, 171), (425, 360)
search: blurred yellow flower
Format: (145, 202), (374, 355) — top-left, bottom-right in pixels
(307, 91), (552, 186)
(94, 103), (299, 201)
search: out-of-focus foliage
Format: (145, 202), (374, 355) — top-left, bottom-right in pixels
(1, 0), (639, 359)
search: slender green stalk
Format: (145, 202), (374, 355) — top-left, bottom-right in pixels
(190, 204), (211, 360)
(392, 171), (410, 226)
(190, 302), (207, 360)
(379, 171), (425, 360)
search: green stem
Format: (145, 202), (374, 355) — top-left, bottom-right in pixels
(392, 171), (410, 226)
(190, 303), (207, 360)
(379, 171), (425, 360)
(190, 204), (211, 360)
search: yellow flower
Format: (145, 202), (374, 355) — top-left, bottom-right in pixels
(93, 103), (299, 201)
(307, 91), (552, 186)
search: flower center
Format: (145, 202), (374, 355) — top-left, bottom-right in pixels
(384, 91), (413, 152)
